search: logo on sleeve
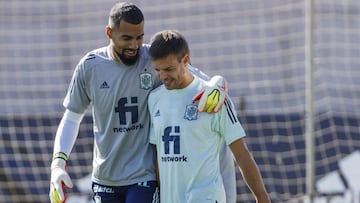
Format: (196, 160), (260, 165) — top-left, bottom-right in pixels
(155, 109), (160, 117)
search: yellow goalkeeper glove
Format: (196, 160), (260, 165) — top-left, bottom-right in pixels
(192, 75), (228, 113)
(49, 153), (73, 203)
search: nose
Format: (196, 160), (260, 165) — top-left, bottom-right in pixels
(129, 39), (139, 49)
(158, 71), (168, 81)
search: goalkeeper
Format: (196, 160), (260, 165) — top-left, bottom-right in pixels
(49, 2), (236, 203)
(148, 30), (271, 203)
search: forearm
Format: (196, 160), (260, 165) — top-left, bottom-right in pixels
(236, 153), (269, 202)
(53, 109), (84, 156)
(50, 109), (83, 203)
(230, 139), (270, 202)
(153, 146), (160, 187)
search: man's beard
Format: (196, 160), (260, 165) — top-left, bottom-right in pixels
(116, 49), (139, 66)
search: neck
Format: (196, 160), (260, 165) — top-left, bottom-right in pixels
(108, 46), (121, 63)
(180, 72), (194, 89)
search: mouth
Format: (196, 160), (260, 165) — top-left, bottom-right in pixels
(162, 79), (173, 88)
(124, 49), (137, 57)
(116, 49), (138, 66)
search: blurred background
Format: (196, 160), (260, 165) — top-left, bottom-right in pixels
(0, 0), (359, 202)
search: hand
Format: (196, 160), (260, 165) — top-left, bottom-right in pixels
(49, 158), (73, 203)
(192, 75), (228, 113)
(256, 194), (271, 203)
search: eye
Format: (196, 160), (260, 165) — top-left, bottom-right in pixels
(166, 67), (174, 72)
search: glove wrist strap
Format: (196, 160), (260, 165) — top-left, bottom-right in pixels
(53, 152), (68, 161)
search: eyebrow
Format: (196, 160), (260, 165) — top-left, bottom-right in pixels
(121, 33), (144, 39)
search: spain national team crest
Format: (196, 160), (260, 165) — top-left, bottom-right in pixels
(139, 72), (152, 90)
(184, 104), (198, 121)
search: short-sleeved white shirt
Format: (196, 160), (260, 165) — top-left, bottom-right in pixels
(148, 76), (245, 203)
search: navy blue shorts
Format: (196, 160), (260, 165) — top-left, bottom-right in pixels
(92, 181), (159, 203)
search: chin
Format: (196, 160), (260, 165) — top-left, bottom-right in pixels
(119, 53), (139, 66)
(164, 85), (174, 90)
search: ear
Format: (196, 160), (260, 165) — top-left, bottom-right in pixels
(182, 54), (190, 66)
(106, 26), (112, 39)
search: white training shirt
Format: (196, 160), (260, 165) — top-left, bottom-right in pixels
(148, 76), (245, 203)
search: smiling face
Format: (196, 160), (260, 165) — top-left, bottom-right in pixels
(152, 53), (193, 90)
(149, 30), (194, 89)
(106, 20), (144, 66)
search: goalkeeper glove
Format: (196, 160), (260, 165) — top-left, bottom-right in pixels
(49, 153), (73, 203)
(192, 75), (228, 113)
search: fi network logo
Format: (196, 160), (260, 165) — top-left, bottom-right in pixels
(161, 126), (187, 162)
(114, 97), (138, 125)
(162, 126), (180, 154)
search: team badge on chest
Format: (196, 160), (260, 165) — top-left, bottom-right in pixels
(184, 104), (198, 121)
(139, 72), (152, 90)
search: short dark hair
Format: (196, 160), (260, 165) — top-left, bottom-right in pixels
(108, 2), (144, 29)
(149, 30), (190, 62)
